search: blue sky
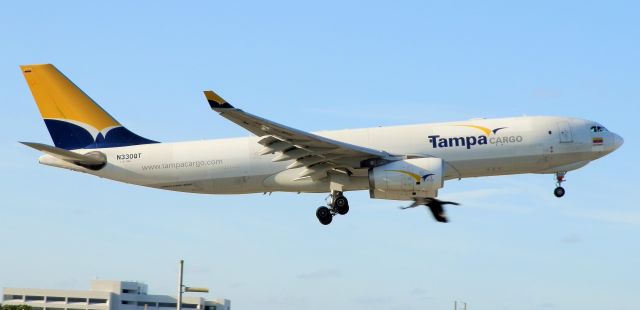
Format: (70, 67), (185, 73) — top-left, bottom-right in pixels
(0, 1), (638, 309)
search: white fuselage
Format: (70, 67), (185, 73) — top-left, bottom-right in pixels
(39, 116), (622, 198)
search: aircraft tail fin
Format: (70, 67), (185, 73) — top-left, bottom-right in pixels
(20, 64), (157, 150)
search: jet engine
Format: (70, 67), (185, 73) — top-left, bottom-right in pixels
(368, 158), (444, 200)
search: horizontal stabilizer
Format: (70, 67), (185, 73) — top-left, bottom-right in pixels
(20, 142), (106, 169)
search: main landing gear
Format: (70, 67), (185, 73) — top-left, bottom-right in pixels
(554, 172), (566, 198)
(316, 191), (349, 225)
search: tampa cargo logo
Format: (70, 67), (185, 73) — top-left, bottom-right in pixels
(428, 125), (523, 149)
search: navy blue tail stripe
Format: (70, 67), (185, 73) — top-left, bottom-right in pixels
(44, 119), (158, 150)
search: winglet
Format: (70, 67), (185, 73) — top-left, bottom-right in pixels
(204, 90), (234, 109)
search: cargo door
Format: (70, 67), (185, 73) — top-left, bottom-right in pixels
(557, 122), (574, 143)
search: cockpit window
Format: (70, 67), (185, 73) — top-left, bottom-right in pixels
(590, 126), (607, 133)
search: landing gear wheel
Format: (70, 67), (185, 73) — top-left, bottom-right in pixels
(554, 186), (565, 198)
(316, 206), (333, 225)
(333, 196), (349, 215)
(553, 172), (567, 198)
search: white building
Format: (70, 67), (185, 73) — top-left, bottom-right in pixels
(2, 280), (230, 310)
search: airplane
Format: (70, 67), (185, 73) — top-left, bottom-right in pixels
(19, 64), (624, 225)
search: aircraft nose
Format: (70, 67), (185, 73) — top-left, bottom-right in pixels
(613, 133), (624, 150)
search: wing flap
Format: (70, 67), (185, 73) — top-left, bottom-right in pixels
(286, 155), (343, 169)
(258, 140), (296, 155)
(271, 148), (312, 162)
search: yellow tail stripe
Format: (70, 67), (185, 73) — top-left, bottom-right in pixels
(20, 64), (119, 131)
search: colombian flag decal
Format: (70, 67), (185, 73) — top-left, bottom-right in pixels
(593, 137), (604, 145)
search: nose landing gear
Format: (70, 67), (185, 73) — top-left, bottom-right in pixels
(554, 172), (566, 198)
(315, 191), (350, 225)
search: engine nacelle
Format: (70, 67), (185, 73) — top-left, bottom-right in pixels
(368, 158), (444, 200)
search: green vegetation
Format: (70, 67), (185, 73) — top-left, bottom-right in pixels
(1, 305), (33, 310)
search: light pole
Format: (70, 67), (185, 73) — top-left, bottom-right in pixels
(177, 260), (210, 310)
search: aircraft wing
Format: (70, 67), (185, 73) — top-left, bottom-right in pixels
(204, 91), (392, 179)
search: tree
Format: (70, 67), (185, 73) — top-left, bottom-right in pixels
(1, 305), (33, 310)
